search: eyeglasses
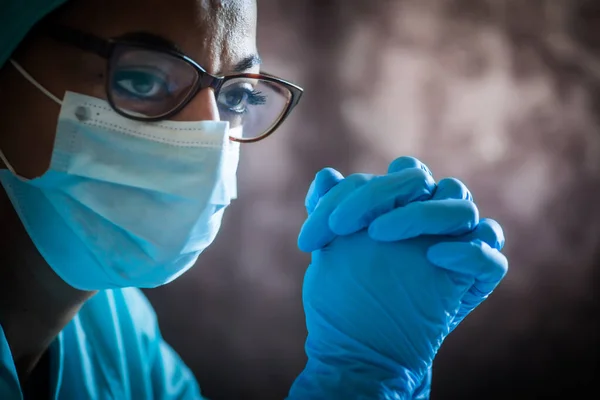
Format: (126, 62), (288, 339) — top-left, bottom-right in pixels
(41, 25), (303, 143)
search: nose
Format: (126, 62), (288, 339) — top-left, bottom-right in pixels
(173, 87), (220, 121)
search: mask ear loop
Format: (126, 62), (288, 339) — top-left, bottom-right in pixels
(9, 59), (63, 105)
(0, 60), (63, 176)
(0, 148), (17, 175)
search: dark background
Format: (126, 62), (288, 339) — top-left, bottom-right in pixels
(144, 1), (600, 399)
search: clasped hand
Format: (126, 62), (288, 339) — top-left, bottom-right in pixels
(288, 157), (508, 400)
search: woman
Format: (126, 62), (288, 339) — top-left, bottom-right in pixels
(0, 0), (508, 398)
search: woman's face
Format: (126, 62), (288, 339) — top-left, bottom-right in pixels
(0, 0), (258, 178)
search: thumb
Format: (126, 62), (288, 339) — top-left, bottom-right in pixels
(305, 167), (344, 215)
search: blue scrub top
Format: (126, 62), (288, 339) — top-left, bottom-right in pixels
(0, 288), (204, 399)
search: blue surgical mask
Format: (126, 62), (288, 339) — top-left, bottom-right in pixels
(0, 61), (240, 290)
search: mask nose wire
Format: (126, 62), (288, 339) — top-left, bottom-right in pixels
(9, 59), (63, 105)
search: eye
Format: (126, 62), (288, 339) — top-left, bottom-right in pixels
(112, 68), (170, 101)
(217, 85), (267, 115)
(224, 90), (247, 108)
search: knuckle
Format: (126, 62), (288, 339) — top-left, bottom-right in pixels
(314, 168), (332, 181)
(390, 168), (434, 201)
(328, 174), (366, 197)
(388, 156), (432, 176)
(479, 218), (505, 248)
(481, 218), (503, 235)
(489, 256), (509, 280)
(440, 177), (470, 198)
(460, 200), (479, 222)
(441, 176), (465, 190)
(474, 241), (509, 278)
(389, 156), (421, 170)
(399, 166), (432, 185)
(346, 173), (371, 187)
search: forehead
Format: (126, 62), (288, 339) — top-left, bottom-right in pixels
(56, 0), (258, 74)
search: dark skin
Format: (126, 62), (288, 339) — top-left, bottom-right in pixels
(0, 0), (259, 387)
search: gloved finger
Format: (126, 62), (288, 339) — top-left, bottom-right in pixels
(328, 168), (436, 236)
(427, 238), (508, 332)
(431, 177), (473, 202)
(458, 218), (505, 251)
(305, 168), (345, 215)
(298, 173), (373, 253)
(387, 156), (433, 177)
(367, 199), (479, 241)
(426, 240), (508, 295)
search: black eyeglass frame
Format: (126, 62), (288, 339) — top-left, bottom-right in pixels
(42, 25), (304, 143)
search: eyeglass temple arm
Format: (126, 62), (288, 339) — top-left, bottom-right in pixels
(43, 25), (112, 59)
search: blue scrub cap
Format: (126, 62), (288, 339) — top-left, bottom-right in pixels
(0, 0), (69, 68)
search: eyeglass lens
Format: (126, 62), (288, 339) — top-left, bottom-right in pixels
(108, 45), (292, 140)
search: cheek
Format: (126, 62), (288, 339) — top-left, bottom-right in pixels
(0, 64), (60, 179)
(74, 55), (107, 100)
(0, 34), (108, 179)
(52, 53), (107, 101)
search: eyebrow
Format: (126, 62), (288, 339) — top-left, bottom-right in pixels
(118, 32), (261, 73)
(232, 54), (262, 73)
(117, 32), (183, 52)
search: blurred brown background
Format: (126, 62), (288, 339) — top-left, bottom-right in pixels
(143, 1), (600, 399)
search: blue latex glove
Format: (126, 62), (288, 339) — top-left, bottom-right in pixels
(288, 220), (508, 399)
(299, 157), (477, 253)
(298, 157), (478, 398)
(303, 157), (496, 336)
(290, 157), (506, 399)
